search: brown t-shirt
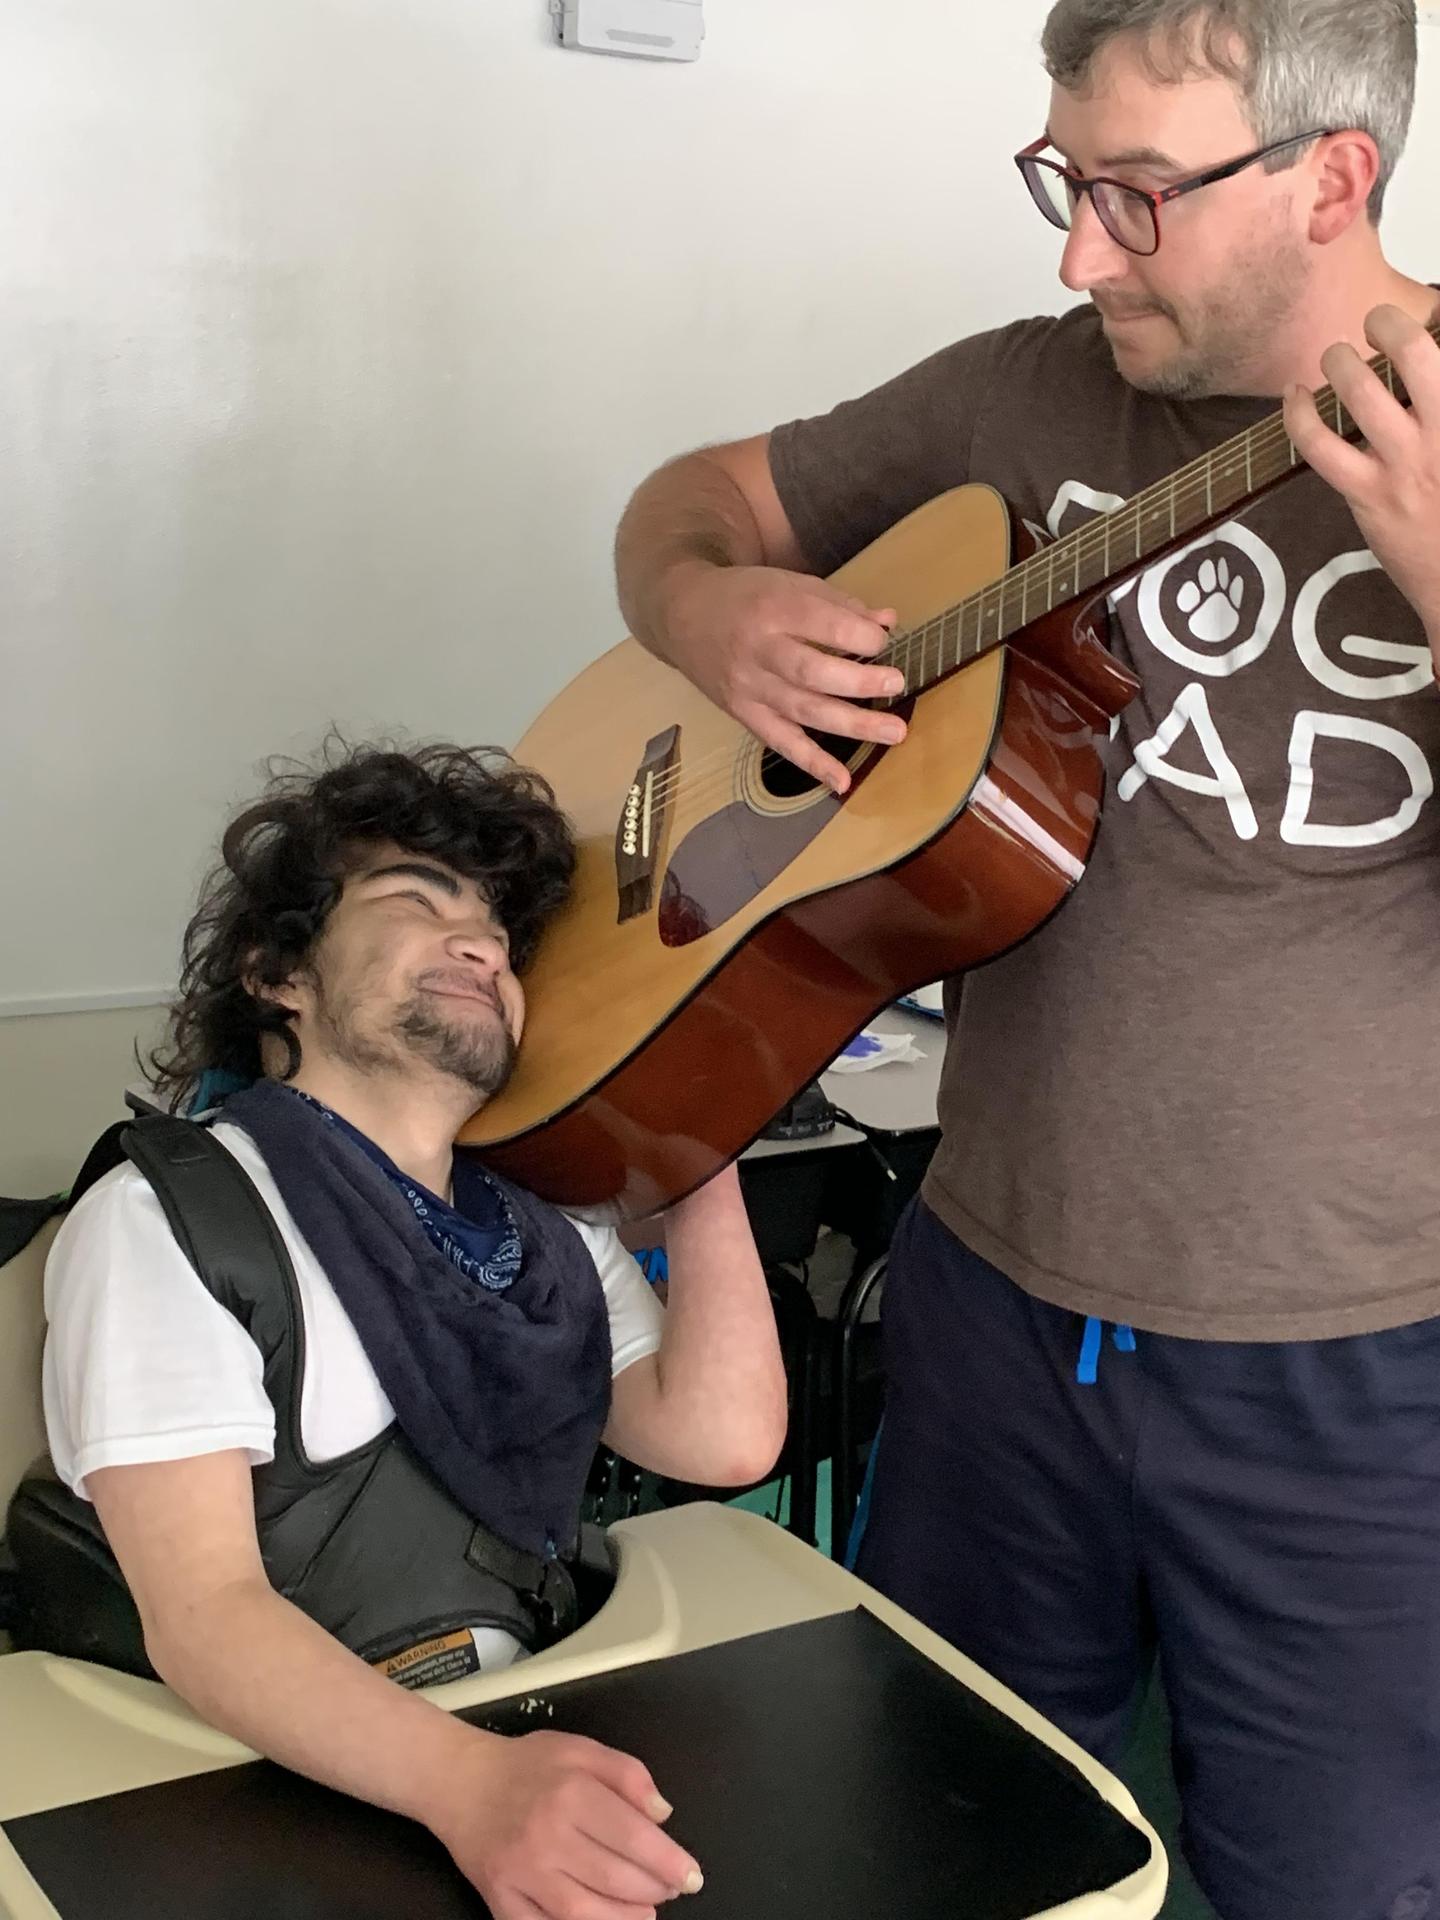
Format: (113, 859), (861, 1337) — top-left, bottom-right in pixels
(770, 302), (1440, 1340)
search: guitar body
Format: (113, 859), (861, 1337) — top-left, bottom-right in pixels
(462, 483), (1138, 1219)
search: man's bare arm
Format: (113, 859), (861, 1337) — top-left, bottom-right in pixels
(89, 1453), (701, 1920)
(615, 436), (809, 652)
(603, 1164), (786, 1487)
(614, 434), (905, 794)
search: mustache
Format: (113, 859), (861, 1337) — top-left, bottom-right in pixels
(416, 968), (502, 1011)
(1094, 294), (1176, 323)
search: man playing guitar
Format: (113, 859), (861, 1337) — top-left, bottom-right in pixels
(613, 3), (1440, 1914)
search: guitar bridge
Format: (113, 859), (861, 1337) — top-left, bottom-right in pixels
(615, 725), (679, 923)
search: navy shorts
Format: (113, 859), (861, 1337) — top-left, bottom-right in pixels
(853, 1199), (1440, 1920)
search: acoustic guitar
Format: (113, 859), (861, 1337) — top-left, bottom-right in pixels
(461, 336), (1425, 1220)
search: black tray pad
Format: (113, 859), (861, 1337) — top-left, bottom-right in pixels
(5, 1607), (1152, 1918)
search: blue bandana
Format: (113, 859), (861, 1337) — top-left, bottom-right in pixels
(286, 1087), (523, 1293)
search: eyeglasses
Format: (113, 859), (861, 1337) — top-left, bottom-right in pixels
(1014, 129), (1332, 257)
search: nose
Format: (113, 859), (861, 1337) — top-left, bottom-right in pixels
(445, 922), (509, 975)
(1058, 193), (1130, 294)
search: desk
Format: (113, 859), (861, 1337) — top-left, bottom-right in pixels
(742, 1123), (865, 1164)
(0, 1503), (1166, 1920)
(820, 1004), (943, 1141)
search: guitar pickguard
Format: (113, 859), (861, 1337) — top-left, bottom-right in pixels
(658, 792), (842, 947)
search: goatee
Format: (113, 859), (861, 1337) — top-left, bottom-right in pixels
(395, 996), (518, 1098)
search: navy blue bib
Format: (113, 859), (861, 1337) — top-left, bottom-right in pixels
(222, 1079), (612, 1558)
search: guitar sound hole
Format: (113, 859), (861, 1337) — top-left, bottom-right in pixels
(759, 731), (867, 800)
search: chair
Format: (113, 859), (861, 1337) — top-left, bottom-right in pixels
(831, 1253), (888, 1563)
(0, 1215), (62, 1645)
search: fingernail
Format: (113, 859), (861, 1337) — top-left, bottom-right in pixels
(682, 1867), (705, 1895)
(648, 1793), (673, 1821)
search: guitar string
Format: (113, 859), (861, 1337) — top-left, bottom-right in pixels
(867, 373), (1410, 674)
(877, 324), (1430, 676)
(627, 402), (1314, 826)
(633, 408), (1311, 820)
(630, 344), (1420, 820)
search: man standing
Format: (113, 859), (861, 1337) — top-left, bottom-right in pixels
(613, 4), (1440, 1914)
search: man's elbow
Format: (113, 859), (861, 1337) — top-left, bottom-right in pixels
(137, 1577), (264, 1703)
(137, 1612), (195, 1699)
(706, 1417), (787, 1490)
(138, 1596), (214, 1700)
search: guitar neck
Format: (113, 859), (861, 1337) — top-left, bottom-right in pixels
(887, 317), (1440, 694)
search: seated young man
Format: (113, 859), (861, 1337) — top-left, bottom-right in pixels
(40, 739), (788, 1920)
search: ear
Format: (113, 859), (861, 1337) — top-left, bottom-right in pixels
(1306, 130), (1381, 245)
(241, 951), (305, 1016)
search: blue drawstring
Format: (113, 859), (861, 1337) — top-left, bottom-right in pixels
(1077, 1316), (1137, 1383)
(1078, 1316), (1104, 1383)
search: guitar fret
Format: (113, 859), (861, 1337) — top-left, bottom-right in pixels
(875, 323), (1440, 710)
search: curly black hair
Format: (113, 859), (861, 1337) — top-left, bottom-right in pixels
(147, 737), (576, 1106)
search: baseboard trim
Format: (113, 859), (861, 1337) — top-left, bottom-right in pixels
(0, 988), (172, 1020)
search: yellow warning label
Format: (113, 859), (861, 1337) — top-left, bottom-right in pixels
(372, 1629), (482, 1689)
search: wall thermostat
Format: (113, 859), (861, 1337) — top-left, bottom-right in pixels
(552, 0), (703, 62)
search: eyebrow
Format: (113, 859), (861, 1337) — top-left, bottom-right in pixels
(361, 860), (464, 898)
(1045, 129), (1186, 176)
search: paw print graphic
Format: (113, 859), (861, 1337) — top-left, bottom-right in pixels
(1175, 555), (1246, 644)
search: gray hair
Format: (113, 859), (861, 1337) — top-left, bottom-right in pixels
(1040, 0), (1417, 221)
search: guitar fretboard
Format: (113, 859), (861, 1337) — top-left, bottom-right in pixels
(886, 317), (1440, 694)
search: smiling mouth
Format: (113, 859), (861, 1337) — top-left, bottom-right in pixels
(421, 978), (501, 1012)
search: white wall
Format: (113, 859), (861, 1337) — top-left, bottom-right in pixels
(0, 0), (1069, 1021)
(2, 0), (1438, 1184)
(0, 1006), (162, 1198)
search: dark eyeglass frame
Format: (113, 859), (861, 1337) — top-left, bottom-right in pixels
(1014, 128), (1333, 256)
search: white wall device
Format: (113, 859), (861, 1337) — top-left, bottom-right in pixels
(552, 0), (703, 62)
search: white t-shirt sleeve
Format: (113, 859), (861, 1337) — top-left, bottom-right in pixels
(42, 1163), (277, 1501)
(563, 1216), (665, 1378)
